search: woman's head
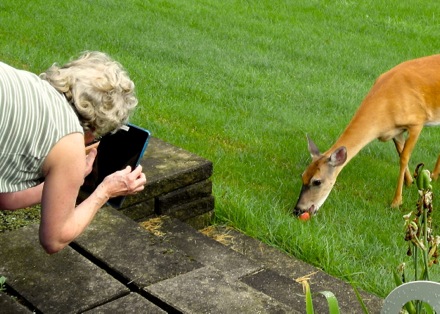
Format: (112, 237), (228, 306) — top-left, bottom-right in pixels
(40, 51), (138, 137)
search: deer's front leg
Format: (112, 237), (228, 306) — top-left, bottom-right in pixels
(391, 126), (422, 208)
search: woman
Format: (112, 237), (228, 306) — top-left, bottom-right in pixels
(0, 51), (147, 254)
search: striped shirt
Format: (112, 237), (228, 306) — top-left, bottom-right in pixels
(0, 62), (83, 192)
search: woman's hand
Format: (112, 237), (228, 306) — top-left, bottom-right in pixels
(84, 147), (98, 178)
(85, 141), (99, 154)
(100, 165), (147, 198)
(39, 133), (147, 254)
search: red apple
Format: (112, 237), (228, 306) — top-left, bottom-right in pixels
(298, 212), (310, 221)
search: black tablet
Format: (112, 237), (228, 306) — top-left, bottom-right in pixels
(81, 124), (150, 208)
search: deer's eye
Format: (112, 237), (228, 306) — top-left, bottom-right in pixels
(312, 179), (322, 187)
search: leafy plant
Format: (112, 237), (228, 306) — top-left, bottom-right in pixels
(297, 163), (440, 314)
(394, 163), (440, 313)
(348, 277), (369, 314)
(0, 276), (7, 292)
(296, 274), (341, 314)
(297, 275), (371, 313)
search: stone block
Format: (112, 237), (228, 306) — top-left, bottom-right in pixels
(79, 137), (215, 225)
(122, 137), (213, 207)
(121, 179), (214, 222)
(159, 196), (214, 221)
(0, 224), (129, 314)
(73, 207), (203, 288)
(184, 211), (214, 229)
(240, 268), (307, 310)
(156, 179), (212, 210)
(155, 217), (260, 280)
(0, 292), (31, 313)
(119, 199), (155, 221)
(145, 266), (295, 313)
(210, 226), (384, 313)
(84, 292), (166, 313)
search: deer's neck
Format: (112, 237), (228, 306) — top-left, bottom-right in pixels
(324, 112), (382, 165)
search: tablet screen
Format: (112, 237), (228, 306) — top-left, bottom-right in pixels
(81, 124), (150, 208)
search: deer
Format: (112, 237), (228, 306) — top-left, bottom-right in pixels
(294, 54), (440, 217)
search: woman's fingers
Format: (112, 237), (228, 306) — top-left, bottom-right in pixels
(84, 148), (97, 177)
(126, 165), (147, 194)
(85, 142), (99, 154)
(102, 165), (147, 197)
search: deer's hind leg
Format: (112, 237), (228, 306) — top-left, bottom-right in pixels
(393, 133), (413, 186)
(431, 154), (440, 181)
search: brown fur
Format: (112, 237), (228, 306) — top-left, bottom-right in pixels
(294, 55), (440, 215)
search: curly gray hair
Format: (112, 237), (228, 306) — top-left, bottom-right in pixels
(40, 51), (138, 137)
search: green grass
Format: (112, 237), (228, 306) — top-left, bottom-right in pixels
(1, 0), (440, 298)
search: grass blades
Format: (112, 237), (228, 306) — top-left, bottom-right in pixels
(300, 278), (341, 314)
(304, 281), (315, 314)
(350, 280), (372, 314)
(319, 291), (340, 314)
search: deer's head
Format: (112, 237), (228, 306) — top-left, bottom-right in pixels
(293, 135), (347, 217)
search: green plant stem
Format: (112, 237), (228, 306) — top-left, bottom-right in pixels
(422, 203), (430, 281)
(414, 246), (419, 281)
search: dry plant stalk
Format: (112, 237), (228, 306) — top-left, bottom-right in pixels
(139, 216), (169, 237)
(200, 225), (235, 246)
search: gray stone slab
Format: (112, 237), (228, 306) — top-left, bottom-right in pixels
(241, 268), (328, 312)
(212, 226), (384, 313)
(0, 292), (32, 313)
(123, 137), (213, 207)
(156, 217), (261, 280)
(119, 199), (155, 221)
(183, 211), (214, 229)
(84, 292), (166, 313)
(0, 224), (129, 314)
(146, 266), (298, 314)
(160, 196), (215, 221)
(157, 179), (212, 210)
(73, 207), (203, 288)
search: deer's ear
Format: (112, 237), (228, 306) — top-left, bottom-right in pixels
(307, 134), (320, 158)
(329, 146), (347, 166)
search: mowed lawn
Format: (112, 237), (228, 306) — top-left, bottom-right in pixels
(1, 0), (440, 297)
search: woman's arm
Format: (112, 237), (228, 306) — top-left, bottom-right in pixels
(39, 133), (146, 254)
(0, 184), (44, 210)
(0, 144), (98, 210)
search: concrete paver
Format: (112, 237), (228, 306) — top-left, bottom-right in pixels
(0, 224), (128, 314)
(0, 292), (32, 313)
(213, 226), (384, 313)
(158, 216), (262, 280)
(84, 292), (166, 314)
(0, 207), (383, 313)
(73, 208), (203, 288)
(146, 266), (296, 314)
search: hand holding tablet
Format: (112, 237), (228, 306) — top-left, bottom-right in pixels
(81, 124), (150, 208)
